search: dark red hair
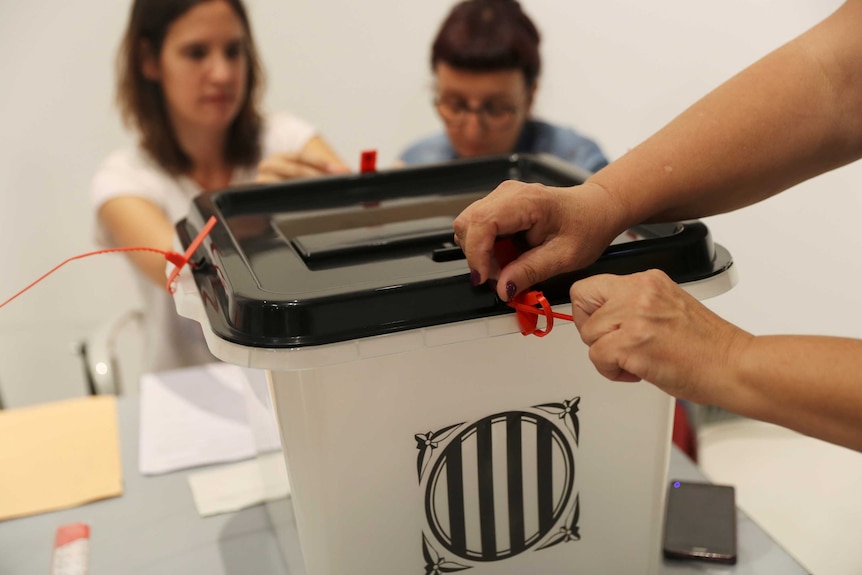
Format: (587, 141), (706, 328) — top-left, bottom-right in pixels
(432, 0), (541, 87)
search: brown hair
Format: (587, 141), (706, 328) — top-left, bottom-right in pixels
(431, 0), (541, 87)
(115, 0), (264, 175)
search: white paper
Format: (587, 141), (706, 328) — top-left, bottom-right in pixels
(187, 452), (291, 517)
(138, 363), (280, 475)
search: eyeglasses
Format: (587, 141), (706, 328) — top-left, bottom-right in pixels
(434, 96), (521, 129)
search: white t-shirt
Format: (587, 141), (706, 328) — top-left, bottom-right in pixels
(91, 112), (317, 372)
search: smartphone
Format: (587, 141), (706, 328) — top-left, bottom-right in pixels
(662, 480), (737, 564)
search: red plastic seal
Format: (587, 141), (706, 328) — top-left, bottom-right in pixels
(492, 237), (573, 337)
(360, 150), (377, 173)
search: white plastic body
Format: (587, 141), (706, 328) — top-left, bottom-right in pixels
(175, 264), (736, 575)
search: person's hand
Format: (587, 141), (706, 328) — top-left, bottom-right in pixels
(255, 150), (350, 183)
(570, 269), (751, 405)
(453, 180), (627, 301)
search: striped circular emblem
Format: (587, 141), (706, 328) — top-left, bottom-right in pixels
(424, 411), (575, 561)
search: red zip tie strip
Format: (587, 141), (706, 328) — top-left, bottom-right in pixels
(360, 149), (377, 173)
(166, 216), (217, 293)
(492, 236), (573, 337)
(0, 216), (217, 309)
(508, 291), (574, 337)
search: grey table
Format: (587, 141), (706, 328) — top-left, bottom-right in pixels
(0, 396), (810, 575)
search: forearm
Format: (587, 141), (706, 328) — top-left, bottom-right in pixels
(127, 251), (172, 287)
(301, 136), (349, 171)
(714, 335), (862, 452)
(98, 197), (175, 287)
(590, 0), (862, 229)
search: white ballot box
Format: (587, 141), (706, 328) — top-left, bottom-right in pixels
(174, 154), (735, 575)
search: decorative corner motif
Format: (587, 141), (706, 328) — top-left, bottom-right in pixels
(533, 396), (580, 444)
(536, 494), (581, 551)
(415, 422), (463, 482)
(422, 533), (472, 574)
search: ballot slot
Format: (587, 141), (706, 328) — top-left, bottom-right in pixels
(278, 193), (484, 270)
(278, 196), (672, 271)
(290, 217), (456, 269)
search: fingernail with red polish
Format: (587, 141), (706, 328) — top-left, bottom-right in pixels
(505, 281), (517, 301)
(470, 269), (481, 286)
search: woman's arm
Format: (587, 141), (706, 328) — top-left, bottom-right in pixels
(97, 196), (175, 286)
(731, 334), (862, 452)
(592, 0), (862, 228)
(256, 135), (349, 183)
(455, 0), (862, 301)
(570, 270), (862, 452)
(301, 135), (349, 172)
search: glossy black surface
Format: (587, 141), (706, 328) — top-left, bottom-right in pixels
(177, 153), (732, 348)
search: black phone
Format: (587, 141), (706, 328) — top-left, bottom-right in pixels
(662, 480), (737, 564)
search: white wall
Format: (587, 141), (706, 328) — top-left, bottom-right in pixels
(1, 0), (858, 406)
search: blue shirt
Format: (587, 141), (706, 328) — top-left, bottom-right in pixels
(399, 119), (609, 173)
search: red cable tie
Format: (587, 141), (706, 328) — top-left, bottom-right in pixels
(1, 247), (185, 309)
(166, 216), (217, 293)
(0, 216), (218, 309)
(493, 236), (520, 269)
(491, 237), (572, 337)
(507, 290), (573, 337)
(360, 149), (377, 173)
(163, 251), (188, 268)
(508, 299), (574, 323)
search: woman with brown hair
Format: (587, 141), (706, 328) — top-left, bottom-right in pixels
(92, 0), (348, 371)
(400, 0), (607, 171)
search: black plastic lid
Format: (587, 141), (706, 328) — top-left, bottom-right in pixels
(177, 153), (732, 348)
